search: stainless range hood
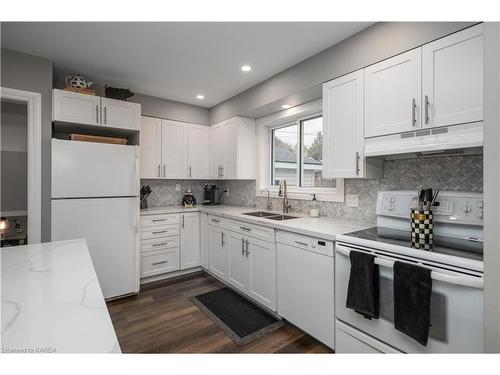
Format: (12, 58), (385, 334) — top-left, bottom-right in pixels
(364, 122), (483, 158)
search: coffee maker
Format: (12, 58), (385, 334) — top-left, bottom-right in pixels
(202, 184), (220, 205)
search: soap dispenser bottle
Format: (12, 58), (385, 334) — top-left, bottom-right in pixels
(310, 194), (320, 218)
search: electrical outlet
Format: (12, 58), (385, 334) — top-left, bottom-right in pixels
(346, 194), (359, 208)
(175, 184), (181, 192)
(226, 189), (230, 196)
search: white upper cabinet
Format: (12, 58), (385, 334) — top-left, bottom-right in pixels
(161, 120), (188, 179)
(323, 70), (365, 178)
(365, 49), (422, 138)
(210, 116), (256, 179)
(53, 89), (141, 131)
(139, 116), (162, 179)
(53, 89), (101, 126)
(187, 124), (209, 179)
(180, 212), (201, 270)
(422, 24), (483, 128)
(101, 97), (141, 131)
(140, 117), (210, 180)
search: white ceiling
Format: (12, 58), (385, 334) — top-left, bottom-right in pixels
(1, 22), (372, 107)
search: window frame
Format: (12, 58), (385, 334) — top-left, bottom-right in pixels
(255, 99), (344, 203)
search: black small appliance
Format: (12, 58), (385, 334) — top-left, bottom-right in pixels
(203, 184), (220, 205)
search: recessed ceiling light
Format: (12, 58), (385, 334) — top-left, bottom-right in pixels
(281, 104), (291, 109)
(241, 65), (252, 72)
(196, 94), (204, 100)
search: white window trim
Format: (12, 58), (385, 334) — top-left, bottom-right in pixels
(255, 99), (344, 202)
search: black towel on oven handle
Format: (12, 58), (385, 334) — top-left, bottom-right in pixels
(393, 261), (432, 346)
(346, 250), (379, 320)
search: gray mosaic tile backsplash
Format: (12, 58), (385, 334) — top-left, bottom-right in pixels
(142, 154), (483, 224)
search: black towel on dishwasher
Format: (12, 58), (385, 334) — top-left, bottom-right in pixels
(393, 261), (432, 346)
(346, 250), (379, 319)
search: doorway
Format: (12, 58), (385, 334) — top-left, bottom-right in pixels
(0, 87), (41, 246)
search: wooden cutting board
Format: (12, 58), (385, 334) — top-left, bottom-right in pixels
(70, 134), (128, 145)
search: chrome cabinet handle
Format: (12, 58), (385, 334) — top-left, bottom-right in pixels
(411, 98), (416, 127)
(152, 230), (168, 234)
(152, 242), (169, 247)
(95, 105), (99, 124)
(163, 164), (166, 178)
(104, 106), (107, 124)
(294, 241), (308, 247)
(241, 238), (245, 255)
(158, 164), (161, 177)
(221, 165), (224, 177)
(245, 240), (250, 257)
(240, 226), (251, 232)
(152, 218), (167, 222)
(221, 232), (225, 247)
(152, 260), (168, 266)
(424, 95), (430, 124)
(189, 165), (192, 178)
(182, 215), (185, 228)
(355, 152), (360, 176)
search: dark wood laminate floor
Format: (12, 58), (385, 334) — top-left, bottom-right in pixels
(107, 271), (333, 353)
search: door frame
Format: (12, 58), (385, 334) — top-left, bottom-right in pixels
(1, 87), (42, 244)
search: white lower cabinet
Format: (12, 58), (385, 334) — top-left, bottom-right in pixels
(227, 232), (249, 292)
(207, 224), (228, 281)
(140, 212), (202, 281)
(247, 237), (276, 310)
(180, 212), (201, 270)
(207, 216), (277, 311)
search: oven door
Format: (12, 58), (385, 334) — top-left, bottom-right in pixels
(335, 243), (484, 353)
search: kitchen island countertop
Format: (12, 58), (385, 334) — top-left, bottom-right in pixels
(1, 239), (120, 353)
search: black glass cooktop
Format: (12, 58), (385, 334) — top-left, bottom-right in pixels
(343, 227), (483, 262)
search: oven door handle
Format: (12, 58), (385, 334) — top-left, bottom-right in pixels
(336, 247), (483, 289)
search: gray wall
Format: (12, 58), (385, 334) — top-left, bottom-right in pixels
(53, 73), (210, 125)
(210, 22), (475, 124)
(483, 22), (500, 352)
(1, 48), (53, 242)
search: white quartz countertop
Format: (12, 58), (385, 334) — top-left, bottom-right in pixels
(1, 239), (120, 353)
(141, 205), (369, 241)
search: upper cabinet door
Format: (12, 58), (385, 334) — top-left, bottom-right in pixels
(322, 70), (365, 178)
(101, 98), (141, 131)
(161, 120), (187, 179)
(422, 24), (483, 128)
(187, 124), (209, 179)
(221, 120), (238, 179)
(365, 49), (422, 137)
(140, 116), (162, 179)
(210, 124), (225, 178)
(53, 89), (101, 126)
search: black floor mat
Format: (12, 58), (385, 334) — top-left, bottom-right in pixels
(191, 287), (284, 345)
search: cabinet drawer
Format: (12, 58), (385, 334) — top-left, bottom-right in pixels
(141, 236), (179, 253)
(141, 214), (180, 228)
(207, 215), (225, 228)
(141, 249), (180, 277)
(226, 219), (275, 243)
(141, 224), (179, 239)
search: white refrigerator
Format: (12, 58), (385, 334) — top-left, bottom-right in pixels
(51, 139), (140, 299)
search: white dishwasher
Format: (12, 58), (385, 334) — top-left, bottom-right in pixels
(276, 230), (335, 349)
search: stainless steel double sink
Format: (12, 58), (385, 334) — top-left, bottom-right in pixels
(242, 211), (298, 221)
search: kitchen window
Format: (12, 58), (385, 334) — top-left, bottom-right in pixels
(256, 99), (344, 202)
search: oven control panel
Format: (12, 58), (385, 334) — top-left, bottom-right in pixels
(377, 191), (484, 225)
